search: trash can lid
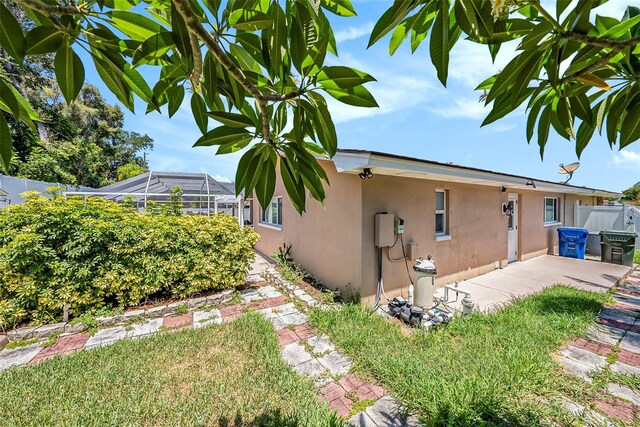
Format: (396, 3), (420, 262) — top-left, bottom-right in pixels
(558, 227), (589, 232)
(413, 258), (437, 274)
(599, 230), (638, 237)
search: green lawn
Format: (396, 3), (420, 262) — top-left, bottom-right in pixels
(635, 250), (640, 265)
(310, 285), (611, 426)
(0, 313), (344, 427)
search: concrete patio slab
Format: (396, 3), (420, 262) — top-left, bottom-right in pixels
(434, 255), (631, 312)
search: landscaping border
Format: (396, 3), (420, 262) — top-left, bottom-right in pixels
(1, 289), (236, 344)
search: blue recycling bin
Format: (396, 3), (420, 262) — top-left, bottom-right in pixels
(558, 227), (589, 259)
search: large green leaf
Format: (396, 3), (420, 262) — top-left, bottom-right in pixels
(538, 104), (552, 158)
(620, 102), (640, 148)
(0, 112), (11, 171)
(193, 126), (252, 147)
(0, 79), (21, 121)
(25, 27), (63, 55)
(92, 52), (133, 110)
(132, 32), (175, 66)
(170, 2), (193, 62)
(191, 93), (208, 133)
(576, 120), (595, 158)
(255, 152), (277, 211)
(317, 66), (376, 90)
(368, 1), (415, 47)
(429, 0), (449, 86)
(323, 85), (378, 108)
(55, 44), (85, 105)
(207, 111), (255, 128)
(320, 0), (356, 17)
(167, 85), (184, 117)
(0, 1), (25, 64)
(229, 9), (272, 30)
(110, 11), (166, 41)
(569, 94), (593, 125)
(280, 154), (305, 214)
(308, 92), (337, 156)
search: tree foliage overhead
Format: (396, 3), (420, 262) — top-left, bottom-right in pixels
(0, 0), (639, 211)
(1, 0), (153, 187)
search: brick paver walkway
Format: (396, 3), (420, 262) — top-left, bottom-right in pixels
(558, 268), (640, 425)
(0, 255), (418, 425)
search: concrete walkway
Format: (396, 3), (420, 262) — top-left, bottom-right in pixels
(435, 255), (632, 312)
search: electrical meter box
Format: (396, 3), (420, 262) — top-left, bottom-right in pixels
(375, 213), (395, 247)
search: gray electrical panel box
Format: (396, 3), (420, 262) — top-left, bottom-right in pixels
(375, 213), (395, 247)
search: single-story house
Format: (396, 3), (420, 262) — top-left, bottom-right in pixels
(253, 149), (620, 304)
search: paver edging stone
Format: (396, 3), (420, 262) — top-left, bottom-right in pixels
(3, 288), (236, 343)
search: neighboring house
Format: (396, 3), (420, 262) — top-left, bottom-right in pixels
(253, 149), (620, 304)
(66, 171), (246, 219)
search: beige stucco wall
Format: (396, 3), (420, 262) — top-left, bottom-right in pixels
(253, 160), (364, 290)
(253, 160), (601, 305)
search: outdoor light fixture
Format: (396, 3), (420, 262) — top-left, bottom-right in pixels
(501, 186), (507, 192)
(359, 168), (373, 179)
(526, 179), (536, 188)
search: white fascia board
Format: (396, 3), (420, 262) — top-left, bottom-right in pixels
(332, 152), (618, 198)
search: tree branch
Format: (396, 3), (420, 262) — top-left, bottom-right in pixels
(187, 32), (202, 89)
(171, 0), (273, 142)
(17, 0), (83, 16)
(263, 89), (305, 102)
(560, 48), (621, 84)
(564, 32), (640, 49)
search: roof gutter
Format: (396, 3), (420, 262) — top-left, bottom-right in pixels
(332, 151), (620, 198)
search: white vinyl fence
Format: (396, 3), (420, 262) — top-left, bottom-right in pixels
(575, 204), (640, 250)
(0, 175), (92, 207)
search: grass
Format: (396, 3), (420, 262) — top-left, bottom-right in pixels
(310, 285), (611, 426)
(635, 251), (640, 265)
(0, 313), (345, 427)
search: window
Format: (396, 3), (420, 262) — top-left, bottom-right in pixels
(544, 197), (559, 223)
(260, 197), (282, 227)
(435, 190), (448, 235)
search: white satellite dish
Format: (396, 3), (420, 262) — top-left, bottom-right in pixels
(559, 162), (580, 183)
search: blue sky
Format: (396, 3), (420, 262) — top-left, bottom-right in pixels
(81, 0), (639, 192)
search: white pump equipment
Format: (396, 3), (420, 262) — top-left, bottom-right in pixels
(413, 257), (437, 309)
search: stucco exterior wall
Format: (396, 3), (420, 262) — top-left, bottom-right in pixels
(253, 160), (603, 305)
(253, 160), (364, 290)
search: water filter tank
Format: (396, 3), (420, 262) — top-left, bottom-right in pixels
(413, 257), (437, 309)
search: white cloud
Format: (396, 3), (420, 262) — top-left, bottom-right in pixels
(612, 150), (640, 168)
(323, 51), (435, 123)
(334, 22), (374, 43)
(429, 96), (488, 119)
(212, 174), (232, 183)
(491, 123), (517, 132)
(449, 40), (516, 89)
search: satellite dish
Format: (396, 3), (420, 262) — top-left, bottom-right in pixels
(559, 162), (580, 183)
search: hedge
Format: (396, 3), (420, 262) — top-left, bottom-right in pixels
(0, 192), (258, 328)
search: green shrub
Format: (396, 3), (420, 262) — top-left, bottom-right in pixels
(0, 193), (258, 327)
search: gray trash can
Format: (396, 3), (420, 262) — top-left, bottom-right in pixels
(600, 230), (637, 266)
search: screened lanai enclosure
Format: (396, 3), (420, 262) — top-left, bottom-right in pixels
(64, 172), (253, 225)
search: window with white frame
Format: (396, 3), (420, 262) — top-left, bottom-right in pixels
(435, 190), (448, 235)
(544, 197), (559, 223)
(260, 197), (282, 226)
